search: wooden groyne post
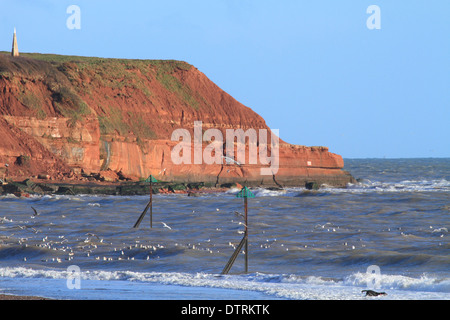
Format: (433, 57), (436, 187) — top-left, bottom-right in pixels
(133, 175), (158, 229)
(222, 186), (255, 274)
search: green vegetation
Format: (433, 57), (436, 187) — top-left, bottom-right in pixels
(150, 60), (199, 110)
(0, 70), (12, 78)
(148, 60), (191, 73)
(98, 105), (128, 136)
(19, 53), (197, 109)
(6, 53), (198, 110)
(129, 113), (157, 140)
(98, 105), (156, 142)
(1, 52), (200, 142)
(156, 72), (200, 110)
(52, 86), (90, 126)
(18, 91), (47, 119)
(15, 154), (31, 167)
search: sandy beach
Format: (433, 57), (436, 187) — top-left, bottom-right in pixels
(0, 294), (51, 300)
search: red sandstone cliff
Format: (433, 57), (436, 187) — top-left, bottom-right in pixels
(0, 53), (353, 187)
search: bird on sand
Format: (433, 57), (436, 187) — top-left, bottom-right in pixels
(362, 290), (387, 297)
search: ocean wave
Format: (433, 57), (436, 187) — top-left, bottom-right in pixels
(344, 272), (450, 293)
(0, 267), (448, 300)
(344, 179), (450, 193)
(226, 179), (450, 198)
(2, 179), (447, 203)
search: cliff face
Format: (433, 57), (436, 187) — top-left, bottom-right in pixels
(0, 53), (353, 187)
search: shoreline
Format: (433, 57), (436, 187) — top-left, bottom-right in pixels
(0, 177), (330, 198)
(0, 294), (52, 300)
(0, 178), (235, 197)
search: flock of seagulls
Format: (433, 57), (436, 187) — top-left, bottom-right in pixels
(1, 202), (256, 264)
(4, 201), (443, 268)
(3, 203), (355, 266)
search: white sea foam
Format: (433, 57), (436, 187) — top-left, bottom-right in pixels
(344, 272), (450, 293)
(227, 179), (450, 198)
(87, 203), (101, 207)
(326, 179), (450, 194)
(0, 267), (448, 300)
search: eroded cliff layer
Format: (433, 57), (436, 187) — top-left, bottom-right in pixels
(0, 53), (354, 187)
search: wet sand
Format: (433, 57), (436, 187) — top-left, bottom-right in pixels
(0, 294), (51, 300)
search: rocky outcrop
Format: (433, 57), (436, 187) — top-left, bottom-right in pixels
(0, 53), (354, 187)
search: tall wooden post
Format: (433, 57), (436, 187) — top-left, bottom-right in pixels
(150, 179), (153, 228)
(244, 196), (248, 273)
(133, 175), (158, 229)
(222, 186), (254, 274)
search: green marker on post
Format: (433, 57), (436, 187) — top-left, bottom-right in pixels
(235, 186), (255, 199)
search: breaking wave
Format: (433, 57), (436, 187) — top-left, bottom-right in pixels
(345, 179), (450, 193)
(0, 267), (448, 300)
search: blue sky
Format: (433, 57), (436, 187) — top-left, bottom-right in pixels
(1, 0), (449, 158)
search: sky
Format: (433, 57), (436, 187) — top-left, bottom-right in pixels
(0, 0), (449, 158)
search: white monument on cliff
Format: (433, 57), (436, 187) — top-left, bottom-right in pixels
(12, 28), (19, 57)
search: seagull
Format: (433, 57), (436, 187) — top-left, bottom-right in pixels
(234, 211), (244, 218)
(231, 219), (247, 228)
(85, 233), (102, 243)
(161, 222), (172, 230)
(221, 156), (241, 166)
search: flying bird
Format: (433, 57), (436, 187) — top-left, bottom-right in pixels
(161, 222), (172, 230)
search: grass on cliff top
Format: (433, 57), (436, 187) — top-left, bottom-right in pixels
(11, 52), (191, 71)
(1, 52), (198, 136)
(17, 52), (200, 110)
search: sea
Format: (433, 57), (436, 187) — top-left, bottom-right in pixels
(0, 158), (448, 301)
